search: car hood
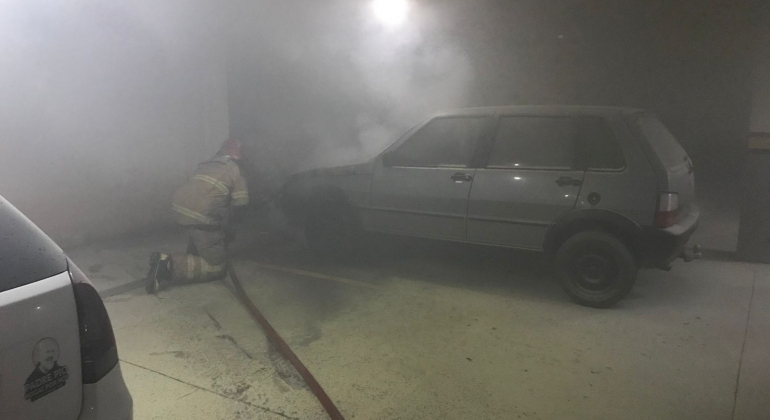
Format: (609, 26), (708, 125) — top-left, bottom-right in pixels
(290, 160), (375, 180)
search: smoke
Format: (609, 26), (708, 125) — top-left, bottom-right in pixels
(0, 0), (229, 242)
(227, 0), (475, 186)
(348, 6), (474, 163)
(1, 0), (756, 244)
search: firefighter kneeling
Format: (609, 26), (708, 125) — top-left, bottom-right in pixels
(145, 138), (249, 294)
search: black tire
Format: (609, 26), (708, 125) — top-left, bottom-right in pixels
(555, 231), (637, 308)
(305, 202), (360, 261)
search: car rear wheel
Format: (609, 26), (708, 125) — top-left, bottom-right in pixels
(305, 202), (360, 261)
(555, 230), (637, 308)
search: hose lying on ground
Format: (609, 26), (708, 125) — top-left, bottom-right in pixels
(227, 261), (345, 420)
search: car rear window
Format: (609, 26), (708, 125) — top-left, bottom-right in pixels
(633, 113), (688, 169)
(0, 197), (67, 293)
(577, 117), (627, 170)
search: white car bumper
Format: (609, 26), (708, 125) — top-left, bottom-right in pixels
(78, 363), (133, 420)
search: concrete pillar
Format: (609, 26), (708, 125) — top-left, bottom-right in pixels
(737, 26), (770, 262)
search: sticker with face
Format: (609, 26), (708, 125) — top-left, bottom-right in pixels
(24, 338), (69, 402)
(33, 338), (59, 374)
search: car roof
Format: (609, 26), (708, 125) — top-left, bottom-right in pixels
(432, 105), (649, 118)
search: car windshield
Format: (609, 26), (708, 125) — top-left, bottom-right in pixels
(0, 196), (67, 293)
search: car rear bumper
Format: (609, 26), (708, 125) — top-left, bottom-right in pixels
(640, 205), (700, 269)
(78, 363), (133, 420)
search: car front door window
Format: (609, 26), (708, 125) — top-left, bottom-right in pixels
(369, 116), (487, 240)
(390, 117), (486, 168)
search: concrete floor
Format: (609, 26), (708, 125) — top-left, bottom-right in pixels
(66, 226), (770, 420)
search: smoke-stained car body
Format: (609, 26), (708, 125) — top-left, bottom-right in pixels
(0, 196), (133, 420)
(281, 106), (700, 308)
(281, 160), (375, 224)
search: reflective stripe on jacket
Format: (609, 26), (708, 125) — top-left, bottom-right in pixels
(171, 155), (249, 227)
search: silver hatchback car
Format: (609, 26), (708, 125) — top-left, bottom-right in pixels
(281, 106), (700, 307)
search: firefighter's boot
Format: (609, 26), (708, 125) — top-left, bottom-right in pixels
(145, 252), (173, 294)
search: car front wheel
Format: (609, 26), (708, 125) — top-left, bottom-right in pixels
(555, 230), (637, 308)
(305, 202), (360, 261)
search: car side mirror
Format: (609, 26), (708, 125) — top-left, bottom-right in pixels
(382, 151), (396, 167)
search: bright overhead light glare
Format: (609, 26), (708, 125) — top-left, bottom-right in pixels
(372, 0), (409, 26)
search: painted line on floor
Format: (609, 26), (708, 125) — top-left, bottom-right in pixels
(95, 261), (381, 301)
(731, 269), (759, 420)
(120, 359), (300, 420)
(99, 280), (145, 299)
(247, 262), (531, 301)
(250, 262), (381, 290)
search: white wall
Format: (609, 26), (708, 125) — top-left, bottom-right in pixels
(749, 42), (770, 133)
(737, 23), (770, 262)
(0, 0), (229, 244)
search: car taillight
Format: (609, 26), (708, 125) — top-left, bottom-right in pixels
(68, 260), (119, 384)
(654, 192), (679, 228)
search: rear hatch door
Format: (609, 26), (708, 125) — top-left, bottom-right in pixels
(630, 113), (696, 214)
(0, 198), (83, 420)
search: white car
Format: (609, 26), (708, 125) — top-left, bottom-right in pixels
(0, 196), (133, 420)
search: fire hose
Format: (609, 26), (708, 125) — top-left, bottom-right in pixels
(227, 260), (345, 420)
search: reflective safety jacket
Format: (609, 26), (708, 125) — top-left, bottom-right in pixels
(171, 155), (249, 227)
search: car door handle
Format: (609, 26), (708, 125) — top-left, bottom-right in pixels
(451, 173), (473, 182)
(556, 177), (582, 187)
